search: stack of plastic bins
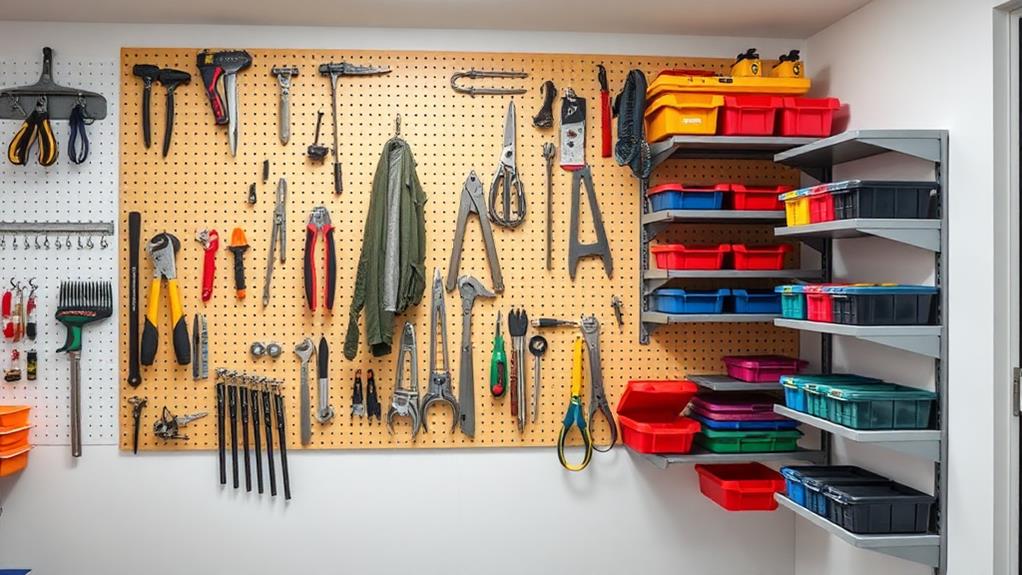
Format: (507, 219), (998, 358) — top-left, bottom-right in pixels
(651, 243), (730, 270)
(827, 180), (937, 221)
(616, 380), (701, 454)
(0, 406), (31, 477)
(690, 393), (801, 454)
(780, 374), (885, 414)
(780, 465), (890, 516)
(825, 383), (936, 430)
(780, 188), (813, 226)
(649, 288), (730, 314)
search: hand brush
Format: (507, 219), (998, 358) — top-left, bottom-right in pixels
(56, 281), (112, 457)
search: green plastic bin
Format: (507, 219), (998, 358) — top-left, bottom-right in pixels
(826, 385), (936, 430)
(695, 428), (803, 453)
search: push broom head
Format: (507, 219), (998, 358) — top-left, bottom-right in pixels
(56, 281), (112, 353)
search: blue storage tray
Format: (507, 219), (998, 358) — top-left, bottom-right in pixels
(647, 183), (726, 211)
(693, 414), (800, 431)
(650, 288), (730, 314)
(781, 466), (890, 516)
(781, 374), (884, 413)
(732, 289), (782, 314)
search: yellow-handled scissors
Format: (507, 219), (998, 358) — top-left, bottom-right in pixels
(557, 337), (593, 472)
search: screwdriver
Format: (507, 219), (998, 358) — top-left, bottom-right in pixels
(490, 311), (508, 397)
(531, 318), (578, 328)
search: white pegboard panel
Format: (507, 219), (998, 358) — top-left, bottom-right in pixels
(0, 55), (119, 446)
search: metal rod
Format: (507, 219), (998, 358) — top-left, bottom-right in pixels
(0, 221), (113, 234)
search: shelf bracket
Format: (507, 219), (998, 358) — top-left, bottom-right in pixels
(859, 334), (940, 358)
(859, 226), (941, 252)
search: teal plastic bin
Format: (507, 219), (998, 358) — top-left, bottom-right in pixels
(826, 385), (936, 430)
(775, 285), (807, 319)
(781, 374), (883, 413)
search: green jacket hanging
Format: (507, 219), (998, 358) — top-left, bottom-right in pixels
(344, 137), (427, 359)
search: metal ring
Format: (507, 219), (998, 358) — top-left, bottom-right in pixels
(266, 342), (283, 359)
(86, 236), (94, 249)
(100, 236), (109, 248)
(250, 342), (266, 357)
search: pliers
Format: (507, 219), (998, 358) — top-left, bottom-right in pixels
(421, 269), (460, 433)
(387, 322), (421, 437)
(304, 206), (336, 310)
(580, 315), (617, 451)
(262, 178), (287, 306)
(557, 337), (592, 472)
(141, 232), (190, 365)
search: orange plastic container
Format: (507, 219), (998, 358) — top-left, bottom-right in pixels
(0, 406), (30, 427)
(0, 445), (31, 477)
(0, 425), (30, 450)
(644, 93), (724, 142)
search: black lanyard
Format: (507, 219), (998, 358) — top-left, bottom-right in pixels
(68, 103), (90, 164)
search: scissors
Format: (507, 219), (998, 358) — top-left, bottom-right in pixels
(488, 100), (526, 229)
(557, 337), (593, 472)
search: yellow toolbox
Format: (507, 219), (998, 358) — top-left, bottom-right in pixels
(780, 189), (813, 226)
(645, 93), (724, 141)
(646, 73), (811, 100)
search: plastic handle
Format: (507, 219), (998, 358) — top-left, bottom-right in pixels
(167, 279), (190, 365)
(240, 390), (251, 492)
(275, 393), (291, 500)
(231, 248), (247, 299)
(201, 243), (217, 302)
(128, 212), (142, 386)
(333, 162), (343, 195)
(509, 352), (519, 418)
(162, 89), (175, 157)
(324, 226), (336, 310)
(600, 90), (611, 158)
(228, 385), (239, 489)
(571, 337), (584, 397)
(198, 61), (227, 124)
(141, 85), (152, 148)
(262, 390), (277, 497)
(216, 383), (226, 485)
(304, 224), (317, 310)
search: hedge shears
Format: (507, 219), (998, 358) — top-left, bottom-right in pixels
(557, 337), (592, 472)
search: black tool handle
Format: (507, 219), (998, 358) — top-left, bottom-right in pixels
(228, 385), (238, 489)
(172, 314), (190, 365)
(324, 227), (336, 310)
(232, 249), (247, 294)
(250, 388), (263, 494)
(161, 89), (175, 157)
(304, 225), (317, 310)
(240, 389), (251, 492)
(197, 56), (227, 125)
(333, 161), (343, 195)
(216, 382), (226, 485)
(263, 390), (277, 496)
(275, 392), (291, 500)
(141, 86), (152, 148)
(140, 316), (158, 366)
(128, 212), (142, 386)
(132, 410), (141, 455)
(532, 80), (556, 128)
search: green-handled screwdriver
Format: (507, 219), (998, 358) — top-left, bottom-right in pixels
(490, 311), (508, 397)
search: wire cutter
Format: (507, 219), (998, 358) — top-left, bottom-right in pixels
(558, 337), (592, 472)
(262, 178), (287, 306)
(141, 232), (190, 366)
(421, 269), (460, 433)
(488, 100), (526, 229)
(304, 206), (336, 311)
(446, 170), (504, 294)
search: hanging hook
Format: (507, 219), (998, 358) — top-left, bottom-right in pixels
(34, 236), (40, 249)
(65, 235), (71, 249)
(1, 234), (6, 249)
(86, 236), (94, 249)
(101, 235), (109, 248)
(43, 235), (49, 249)
(22, 235), (28, 250)
(27, 278), (37, 300)
(77, 236), (83, 249)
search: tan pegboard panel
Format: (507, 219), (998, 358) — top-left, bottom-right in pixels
(118, 48), (799, 451)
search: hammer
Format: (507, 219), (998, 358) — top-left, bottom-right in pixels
(157, 68), (191, 158)
(131, 64), (160, 149)
(271, 66), (300, 145)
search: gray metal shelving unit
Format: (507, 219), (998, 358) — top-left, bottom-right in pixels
(689, 374), (784, 392)
(770, 129), (948, 572)
(629, 446), (827, 469)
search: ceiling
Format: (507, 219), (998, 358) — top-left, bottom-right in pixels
(4, 0), (871, 38)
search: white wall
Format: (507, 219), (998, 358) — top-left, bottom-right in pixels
(0, 21), (804, 575)
(804, 0), (1008, 574)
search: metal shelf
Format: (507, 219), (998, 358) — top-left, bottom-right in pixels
(689, 374), (783, 392)
(643, 210), (785, 238)
(774, 219), (941, 252)
(774, 405), (940, 461)
(643, 269), (822, 292)
(650, 135), (815, 168)
(773, 129), (947, 181)
(776, 494), (940, 568)
(644, 312), (780, 326)
(774, 318), (941, 358)
(632, 447), (827, 469)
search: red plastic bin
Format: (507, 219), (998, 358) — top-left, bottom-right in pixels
(617, 380), (700, 454)
(732, 244), (791, 270)
(805, 286), (835, 322)
(694, 462), (787, 511)
(723, 355), (808, 383)
(730, 184), (792, 211)
(651, 244), (730, 270)
(809, 189), (836, 222)
(780, 97), (840, 137)
(720, 95), (782, 136)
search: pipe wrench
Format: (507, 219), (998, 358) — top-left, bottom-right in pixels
(197, 49), (252, 156)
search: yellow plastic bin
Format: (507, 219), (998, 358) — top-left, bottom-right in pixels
(644, 93), (724, 142)
(780, 189), (812, 226)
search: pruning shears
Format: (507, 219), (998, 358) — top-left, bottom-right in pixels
(557, 337), (593, 472)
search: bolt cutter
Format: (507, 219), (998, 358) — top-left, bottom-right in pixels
(141, 232), (190, 365)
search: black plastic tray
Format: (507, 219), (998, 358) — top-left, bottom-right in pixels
(830, 292), (936, 325)
(824, 482), (935, 534)
(826, 180), (937, 220)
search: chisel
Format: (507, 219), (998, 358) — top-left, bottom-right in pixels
(240, 386), (251, 492)
(250, 387), (264, 494)
(216, 378), (226, 485)
(228, 383), (239, 489)
(274, 386), (291, 500)
(262, 386), (277, 496)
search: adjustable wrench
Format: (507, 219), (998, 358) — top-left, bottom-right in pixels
(294, 338), (315, 445)
(270, 66), (299, 144)
(580, 315), (618, 452)
(315, 336), (334, 424)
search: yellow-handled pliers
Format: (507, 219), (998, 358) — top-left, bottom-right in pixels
(141, 232), (190, 366)
(557, 337), (593, 472)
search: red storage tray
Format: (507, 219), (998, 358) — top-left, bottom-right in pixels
(805, 286), (834, 322)
(809, 189), (836, 223)
(732, 244), (791, 270)
(720, 95), (782, 136)
(730, 184), (792, 211)
(780, 97), (840, 137)
(723, 355), (808, 383)
(617, 380), (700, 454)
(651, 244), (730, 270)
(695, 462), (787, 511)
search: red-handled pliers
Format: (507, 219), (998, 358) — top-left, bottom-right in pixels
(305, 206), (336, 311)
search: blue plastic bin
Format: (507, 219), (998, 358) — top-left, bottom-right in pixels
(781, 375), (884, 413)
(650, 288), (730, 314)
(692, 414), (800, 431)
(647, 183), (727, 211)
(782, 466), (890, 516)
(775, 285), (807, 319)
(732, 289), (782, 314)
